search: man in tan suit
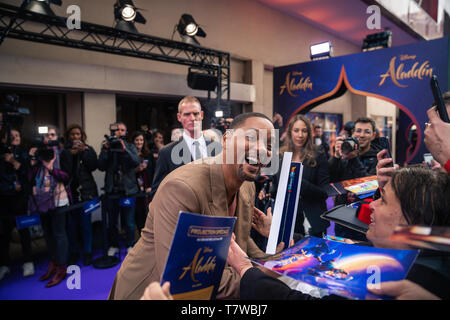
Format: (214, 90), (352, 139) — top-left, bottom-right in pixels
(108, 112), (275, 300)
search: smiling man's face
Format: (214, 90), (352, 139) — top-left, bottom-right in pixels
(225, 116), (274, 182)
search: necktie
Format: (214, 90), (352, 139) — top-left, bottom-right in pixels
(193, 141), (202, 160)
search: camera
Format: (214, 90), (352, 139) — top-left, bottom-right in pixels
(31, 136), (60, 162)
(341, 136), (359, 155)
(0, 94), (30, 155)
(104, 123), (124, 152)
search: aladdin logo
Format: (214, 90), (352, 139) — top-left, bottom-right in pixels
(179, 247), (216, 282)
(279, 71), (313, 97)
(188, 226), (230, 238)
(379, 56), (433, 88)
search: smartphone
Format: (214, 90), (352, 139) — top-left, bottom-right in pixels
(423, 153), (434, 168)
(430, 75), (450, 123)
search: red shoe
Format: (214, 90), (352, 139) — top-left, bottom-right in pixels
(40, 261), (57, 281)
(45, 265), (67, 288)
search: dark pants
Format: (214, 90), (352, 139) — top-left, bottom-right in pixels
(0, 194), (32, 266)
(134, 197), (149, 236)
(105, 198), (135, 248)
(67, 206), (93, 256)
(41, 208), (69, 266)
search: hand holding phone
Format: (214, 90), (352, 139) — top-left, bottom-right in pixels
(423, 153), (434, 168)
(430, 75), (450, 123)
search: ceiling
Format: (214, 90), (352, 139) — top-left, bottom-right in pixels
(255, 0), (421, 48)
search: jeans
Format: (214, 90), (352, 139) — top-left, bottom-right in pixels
(41, 208), (69, 266)
(105, 198), (135, 248)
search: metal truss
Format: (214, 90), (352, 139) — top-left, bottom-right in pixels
(0, 2), (230, 103)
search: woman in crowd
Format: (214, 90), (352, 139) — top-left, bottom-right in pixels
(28, 125), (71, 288)
(0, 128), (34, 280)
(148, 129), (164, 161)
(269, 114), (330, 238)
(227, 167), (450, 300)
(60, 124), (98, 266)
(131, 131), (155, 235)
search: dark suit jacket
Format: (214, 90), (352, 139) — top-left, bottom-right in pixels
(271, 151), (330, 236)
(149, 137), (222, 200)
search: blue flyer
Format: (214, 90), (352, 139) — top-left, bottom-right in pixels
(119, 197), (135, 208)
(161, 212), (236, 300)
(252, 236), (419, 300)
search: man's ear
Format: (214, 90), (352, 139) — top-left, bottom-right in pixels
(177, 112), (181, 123)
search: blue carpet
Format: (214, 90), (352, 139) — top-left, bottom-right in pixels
(0, 249), (125, 300)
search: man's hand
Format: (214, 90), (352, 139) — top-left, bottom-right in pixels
(376, 149), (398, 189)
(140, 281), (173, 300)
(367, 280), (440, 300)
(252, 207), (272, 238)
(424, 105), (450, 166)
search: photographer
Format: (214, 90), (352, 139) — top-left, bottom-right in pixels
(98, 122), (140, 256)
(28, 126), (71, 288)
(60, 124), (98, 266)
(0, 128), (34, 280)
(328, 117), (379, 241)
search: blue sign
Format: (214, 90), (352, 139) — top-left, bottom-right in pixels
(83, 197), (100, 215)
(16, 213), (41, 230)
(274, 37), (449, 164)
(119, 197), (135, 208)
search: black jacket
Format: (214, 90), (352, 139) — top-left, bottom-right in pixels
(98, 142), (141, 196)
(149, 137), (222, 200)
(270, 151), (330, 236)
(328, 145), (378, 184)
(0, 146), (29, 197)
(60, 145), (98, 201)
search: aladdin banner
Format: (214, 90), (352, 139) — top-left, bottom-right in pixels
(273, 37), (449, 164)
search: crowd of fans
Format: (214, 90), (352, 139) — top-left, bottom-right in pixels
(0, 93), (449, 300)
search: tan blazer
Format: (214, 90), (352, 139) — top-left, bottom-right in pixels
(108, 155), (264, 300)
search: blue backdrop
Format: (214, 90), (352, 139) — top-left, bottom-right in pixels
(273, 37), (449, 164)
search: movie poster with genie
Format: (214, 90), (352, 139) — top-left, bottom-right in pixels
(161, 212), (236, 300)
(252, 236), (418, 300)
(274, 37), (449, 164)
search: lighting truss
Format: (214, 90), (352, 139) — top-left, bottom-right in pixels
(0, 2), (230, 103)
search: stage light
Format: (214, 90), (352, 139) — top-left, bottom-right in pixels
(114, 0), (147, 34)
(362, 30), (392, 52)
(24, 0), (62, 16)
(176, 14), (206, 45)
(187, 68), (218, 91)
(215, 110), (224, 118)
(310, 41), (333, 60)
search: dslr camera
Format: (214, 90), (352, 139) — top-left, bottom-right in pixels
(340, 136), (359, 155)
(31, 136), (60, 162)
(104, 123), (124, 152)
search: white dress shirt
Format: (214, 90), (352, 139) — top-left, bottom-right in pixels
(182, 131), (207, 161)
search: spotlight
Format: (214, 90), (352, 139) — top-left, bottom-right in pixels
(24, 0), (62, 16)
(310, 41), (333, 60)
(176, 14), (206, 45)
(362, 30), (392, 51)
(114, 0), (147, 34)
(214, 110), (224, 118)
